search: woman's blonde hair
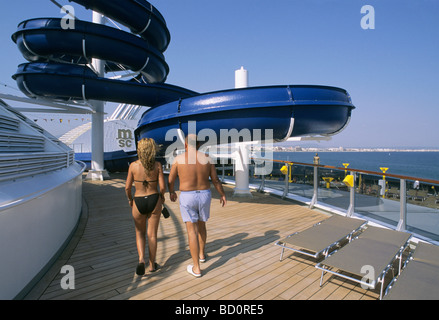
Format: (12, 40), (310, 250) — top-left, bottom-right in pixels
(137, 138), (157, 172)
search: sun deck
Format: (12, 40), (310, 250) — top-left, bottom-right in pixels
(25, 173), (380, 300)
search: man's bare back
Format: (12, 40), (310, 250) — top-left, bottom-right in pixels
(168, 142), (226, 207)
(172, 150), (213, 191)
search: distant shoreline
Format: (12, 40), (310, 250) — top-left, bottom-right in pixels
(270, 148), (439, 152)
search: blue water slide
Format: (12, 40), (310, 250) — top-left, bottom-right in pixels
(12, 0), (196, 107)
(12, 18), (169, 82)
(135, 85), (355, 151)
(12, 0), (355, 159)
(69, 0), (170, 52)
(13, 62), (196, 106)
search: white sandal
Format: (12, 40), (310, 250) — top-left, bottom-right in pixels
(187, 264), (201, 277)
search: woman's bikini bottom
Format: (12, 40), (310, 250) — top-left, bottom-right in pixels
(134, 193), (160, 215)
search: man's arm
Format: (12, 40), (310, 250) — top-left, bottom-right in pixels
(210, 163), (227, 207)
(168, 160), (178, 202)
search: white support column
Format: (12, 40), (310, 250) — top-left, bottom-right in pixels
(85, 11), (109, 180)
(232, 66), (252, 198)
(233, 143), (252, 197)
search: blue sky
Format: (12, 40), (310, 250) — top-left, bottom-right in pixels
(0, 0), (438, 148)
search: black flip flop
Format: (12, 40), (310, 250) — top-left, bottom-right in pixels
(136, 262), (145, 276)
(149, 262), (160, 272)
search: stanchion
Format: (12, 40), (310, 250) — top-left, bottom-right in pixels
(380, 167), (389, 198)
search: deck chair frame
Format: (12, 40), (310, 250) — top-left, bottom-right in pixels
(275, 215), (367, 261)
(315, 226), (412, 300)
(384, 241), (439, 299)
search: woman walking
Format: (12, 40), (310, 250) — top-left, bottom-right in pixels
(125, 138), (165, 275)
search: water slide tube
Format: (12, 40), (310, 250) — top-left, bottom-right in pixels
(12, 0), (355, 157)
(11, 12), (197, 105)
(135, 85), (354, 153)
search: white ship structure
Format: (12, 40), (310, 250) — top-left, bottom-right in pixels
(0, 99), (85, 299)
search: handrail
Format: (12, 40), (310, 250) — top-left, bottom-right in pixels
(0, 152), (71, 182)
(252, 157), (439, 185)
(219, 156), (439, 243)
(0, 160), (86, 211)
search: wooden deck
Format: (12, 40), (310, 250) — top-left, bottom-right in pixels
(25, 173), (379, 300)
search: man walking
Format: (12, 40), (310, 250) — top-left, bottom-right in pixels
(168, 134), (227, 277)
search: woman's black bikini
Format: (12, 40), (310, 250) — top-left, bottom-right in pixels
(132, 171), (161, 275)
(133, 179), (159, 215)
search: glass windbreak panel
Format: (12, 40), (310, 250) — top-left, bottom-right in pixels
(216, 162), (235, 182)
(287, 164), (314, 199)
(317, 167), (350, 212)
(406, 180), (439, 241)
(249, 162), (267, 189)
(353, 172), (399, 228)
(260, 161), (288, 192)
(385, 177), (401, 201)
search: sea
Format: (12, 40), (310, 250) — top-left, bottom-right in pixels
(271, 151), (439, 182)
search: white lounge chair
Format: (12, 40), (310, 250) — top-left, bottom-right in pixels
(275, 215), (366, 261)
(315, 226), (412, 300)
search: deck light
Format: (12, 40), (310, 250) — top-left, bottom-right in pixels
(343, 175), (354, 188)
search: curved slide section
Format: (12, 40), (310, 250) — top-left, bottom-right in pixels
(70, 0), (170, 52)
(12, 0), (356, 156)
(135, 85), (355, 153)
(13, 62), (197, 107)
(12, 0), (197, 107)
(12, 17), (169, 83)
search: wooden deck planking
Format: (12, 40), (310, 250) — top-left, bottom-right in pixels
(27, 173), (380, 300)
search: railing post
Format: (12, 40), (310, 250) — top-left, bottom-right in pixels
(346, 171), (356, 217)
(310, 165), (318, 208)
(258, 173), (265, 193)
(397, 179), (407, 231)
(282, 164), (289, 199)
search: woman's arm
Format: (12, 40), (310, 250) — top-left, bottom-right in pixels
(157, 162), (166, 202)
(125, 162), (134, 207)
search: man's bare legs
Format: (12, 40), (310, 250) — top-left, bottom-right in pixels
(185, 220), (207, 275)
(198, 221), (207, 261)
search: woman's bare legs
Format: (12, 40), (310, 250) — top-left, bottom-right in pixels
(146, 198), (162, 271)
(132, 208), (147, 265)
(132, 197), (162, 273)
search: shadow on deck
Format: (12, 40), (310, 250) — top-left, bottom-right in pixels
(24, 172), (379, 300)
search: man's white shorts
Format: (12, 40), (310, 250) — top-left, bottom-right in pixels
(179, 189), (211, 223)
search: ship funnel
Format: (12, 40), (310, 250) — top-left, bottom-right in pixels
(235, 66), (248, 88)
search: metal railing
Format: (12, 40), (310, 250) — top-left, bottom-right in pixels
(0, 151), (75, 182)
(219, 158), (439, 244)
(0, 99), (77, 183)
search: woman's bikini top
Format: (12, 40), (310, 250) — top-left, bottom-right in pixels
(134, 179), (158, 187)
(134, 162), (159, 187)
